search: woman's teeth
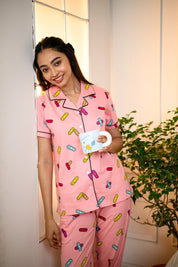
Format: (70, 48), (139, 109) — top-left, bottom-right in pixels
(54, 75), (63, 81)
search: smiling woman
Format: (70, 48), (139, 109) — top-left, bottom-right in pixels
(38, 50), (74, 90)
(33, 37), (90, 94)
(33, 0), (89, 81)
(33, 36), (132, 266)
(33, 37), (91, 107)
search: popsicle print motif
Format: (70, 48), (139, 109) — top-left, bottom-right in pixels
(61, 112), (69, 121)
(98, 106), (106, 111)
(85, 83), (90, 90)
(107, 119), (113, 126)
(105, 92), (109, 99)
(57, 146), (61, 154)
(65, 259), (73, 267)
(96, 117), (103, 126)
(57, 163), (60, 170)
(82, 99), (87, 107)
(53, 89), (60, 97)
(61, 228), (67, 238)
(74, 242), (83, 251)
(77, 192), (88, 200)
(88, 170), (99, 180)
(116, 229), (123, 236)
(41, 101), (46, 108)
(66, 145), (76, 152)
(83, 153), (92, 163)
(46, 119), (53, 123)
(54, 100), (60, 107)
(106, 181), (112, 189)
(65, 160), (72, 170)
(68, 127), (79, 136)
(80, 107), (88, 115)
(97, 196), (105, 206)
(71, 176), (79, 185)
(108, 259), (113, 266)
(114, 213), (122, 222)
(43, 121), (51, 132)
(81, 257), (87, 266)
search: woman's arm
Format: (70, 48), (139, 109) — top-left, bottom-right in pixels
(38, 136), (60, 248)
(98, 127), (123, 154)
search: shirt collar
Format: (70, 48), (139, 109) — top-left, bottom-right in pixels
(47, 81), (96, 110)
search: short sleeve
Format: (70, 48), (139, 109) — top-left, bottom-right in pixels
(105, 91), (120, 129)
(36, 95), (51, 138)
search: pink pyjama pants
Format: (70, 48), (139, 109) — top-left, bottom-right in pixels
(60, 198), (131, 267)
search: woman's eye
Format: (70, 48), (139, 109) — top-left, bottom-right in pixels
(42, 68), (48, 73)
(54, 61), (61, 66)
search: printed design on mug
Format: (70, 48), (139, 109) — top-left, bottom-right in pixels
(79, 130), (112, 154)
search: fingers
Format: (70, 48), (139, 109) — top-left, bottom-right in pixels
(52, 233), (61, 249)
(46, 223), (61, 249)
(53, 232), (60, 243)
(97, 135), (107, 143)
(97, 135), (111, 153)
(48, 232), (61, 249)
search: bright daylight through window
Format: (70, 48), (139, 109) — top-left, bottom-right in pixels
(33, 0), (89, 96)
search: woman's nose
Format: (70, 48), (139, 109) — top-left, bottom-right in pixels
(51, 67), (57, 77)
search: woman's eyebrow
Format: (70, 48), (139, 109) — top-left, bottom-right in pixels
(51, 56), (61, 64)
(39, 57), (61, 69)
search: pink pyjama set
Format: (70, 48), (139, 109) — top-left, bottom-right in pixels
(60, 198), (131, 267)
(37, 82), (133, 266)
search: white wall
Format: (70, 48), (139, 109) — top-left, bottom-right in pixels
(161, 0), (178, 120)
(89, 0), (111, 89)
(111, 0), (161, 124)
(89, 0), (178, 266)
(0, 0), (39, 267)
(110, 0), (178, 124)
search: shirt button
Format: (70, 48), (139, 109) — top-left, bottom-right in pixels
(79, 125), (83, 128)
(89, 186), (92, 189)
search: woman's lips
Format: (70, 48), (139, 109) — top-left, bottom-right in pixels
(54, 74), (64, 83)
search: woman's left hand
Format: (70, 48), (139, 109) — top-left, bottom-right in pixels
(97, 127), (123, 154)
(97, 135), (110, 153)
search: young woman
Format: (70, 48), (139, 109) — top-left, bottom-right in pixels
(33, 36), (132, 267)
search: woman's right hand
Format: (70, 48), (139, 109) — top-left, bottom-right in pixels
(45, 219), (61, 249)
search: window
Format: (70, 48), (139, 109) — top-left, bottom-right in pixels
(33, 0), (89, 95)
(32, 0), (89, 241)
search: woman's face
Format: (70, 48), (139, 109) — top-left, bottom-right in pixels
(37, 48), (74, 89)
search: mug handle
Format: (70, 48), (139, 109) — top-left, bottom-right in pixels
(99, 131), (112, 147)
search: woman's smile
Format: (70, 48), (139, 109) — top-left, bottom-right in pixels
(37, 48), (75, 90)
(53, 74), (64, 83)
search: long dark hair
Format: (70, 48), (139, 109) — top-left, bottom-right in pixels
(33, 36), (91, 91)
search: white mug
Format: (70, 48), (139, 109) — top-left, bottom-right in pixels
(79, 129), (112, 154)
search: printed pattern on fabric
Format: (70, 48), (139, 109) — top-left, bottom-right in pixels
(60, 199), (131, 267)
(37, 82), (133, 216)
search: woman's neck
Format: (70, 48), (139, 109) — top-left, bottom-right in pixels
(61, 76), (81, 97)
(61, 76), (81, 106)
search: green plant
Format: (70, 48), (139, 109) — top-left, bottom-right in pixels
(118, 108), (178, 244)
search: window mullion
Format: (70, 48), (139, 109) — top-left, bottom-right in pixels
(64, 0), (67, 42)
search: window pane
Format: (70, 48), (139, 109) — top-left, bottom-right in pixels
(66, 15), (89, 79)
(35, 3), (65, 44)
(35, 0), (64, 10)
(65, 0), (88, 19)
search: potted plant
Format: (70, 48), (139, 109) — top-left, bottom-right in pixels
(118, 108), (178, 247)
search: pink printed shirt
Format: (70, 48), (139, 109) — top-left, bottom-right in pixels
(37, 82), (132, 216)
